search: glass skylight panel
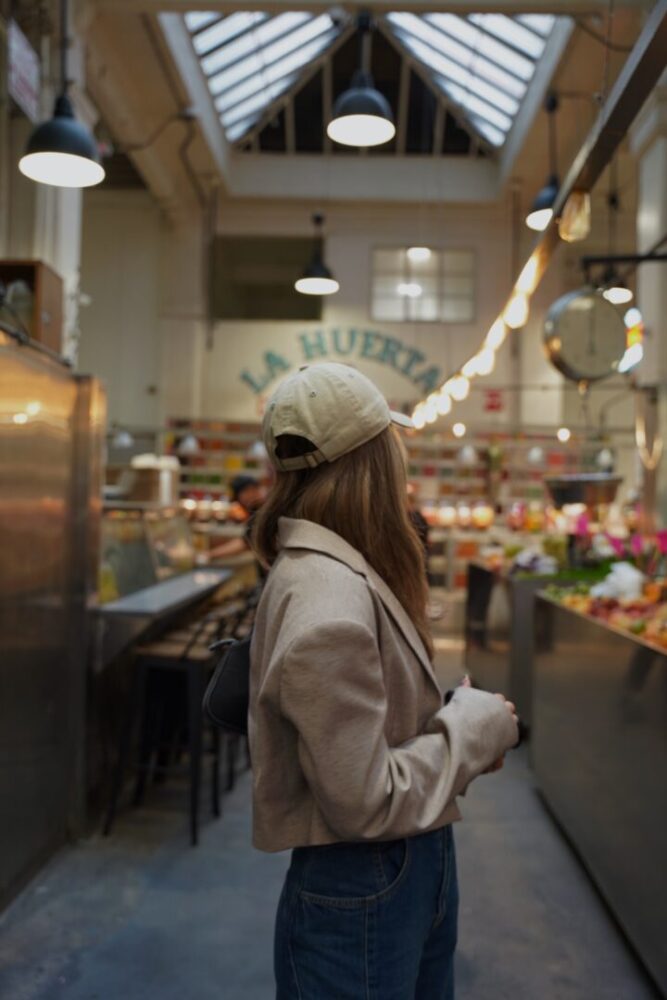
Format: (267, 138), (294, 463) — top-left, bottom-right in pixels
(193, 13), (265, 56)
(225, 114), (263, 143)
(184, 12), (219, 33)
(215, 31), (336, 115)
(437, 79), (513, 133)
(469, 14), (546, 59)
(396, 35), (518, 120)
(210, 15), (333, 99)
(426, 14), (534, 82)
(517, 14), (556, 38)
(221, 73), (298, 128)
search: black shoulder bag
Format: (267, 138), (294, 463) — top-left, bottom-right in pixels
(203, 635), (252, 735)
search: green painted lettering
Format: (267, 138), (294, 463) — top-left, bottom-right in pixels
(360, 330), (382, 360)
(299, 330), (328, 360)
(265, 352), (291, 378)
(401, 348), (426, 377)
(332, 328), (358, 356)
(240, 369), (269, 394)
(377, 336), (404, 371)
(413, 366), (443, 394)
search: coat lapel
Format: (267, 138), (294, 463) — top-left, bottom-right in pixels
(278, 517), (441, 695)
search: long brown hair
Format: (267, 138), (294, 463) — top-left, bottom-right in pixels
(253, 426), (433, 658)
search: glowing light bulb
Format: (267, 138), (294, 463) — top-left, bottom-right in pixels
(446, 375), (470, 402)
(397, 282), (422, 298)
(452, 422), (466, 439)
(557, 427), (571, 444)
(461, 357), (478, 378)
(474, 348), (495, 376)
(436, 392), (452, 416)
(412, 409), (426, 430)
(484, 319), (507, 351)
(424, 398), (438, 423)
(618, 343), (644, 373)
(602, 283), (633, 306)
(624, 307), (643, 328)
(504, 293), (530, 329)
(407, 247), (431, 263)
(525, 207), (553, 232)
(516, 255), (540, 294)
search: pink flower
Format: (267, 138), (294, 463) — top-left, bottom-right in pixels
(630, 535), (644, 558)
(657, 531), (667, 555)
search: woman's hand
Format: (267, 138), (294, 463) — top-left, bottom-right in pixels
(460, 676), (518, 774)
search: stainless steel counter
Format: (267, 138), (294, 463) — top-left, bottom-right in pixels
(533, 597), (667, 994)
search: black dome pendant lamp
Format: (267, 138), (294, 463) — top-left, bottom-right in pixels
(327, 14), (395, 148)
(19, 0), (105, 188)
(295, 214), (339, 296)
(526, 93), (559, 232)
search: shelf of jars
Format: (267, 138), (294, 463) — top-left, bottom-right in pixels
(165, 418), (264, 499)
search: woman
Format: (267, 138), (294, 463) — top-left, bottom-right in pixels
(249, 362), (518, 999)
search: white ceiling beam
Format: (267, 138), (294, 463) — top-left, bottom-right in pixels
(92, 1), (653, 13)
(158, 13), (232, 187)
(226, 153), (499, 202)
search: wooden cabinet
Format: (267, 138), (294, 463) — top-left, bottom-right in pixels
(0, 260), (64, 354)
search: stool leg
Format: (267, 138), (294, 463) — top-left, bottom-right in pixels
(132, 669), (160, 806)
(104, 661), (147, 836)
(212, 727), (221, 819)
(188, 663), (205, 846)
(226, 733), (237, 791)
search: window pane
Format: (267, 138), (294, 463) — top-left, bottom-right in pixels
(517, 14), (555, 38)
(194, 13), (265, 56)
(373, 298), (406, 322)
(374, 275), (407, 297)
(442, 276), (474, 296)
(441, 298), (475, 322)
(442, 250), (474, 273)
(185, 12), (219, 32)
(409, 297), (439, 321)
(470, 14), (546, 59)
(374, 249), (406, 272)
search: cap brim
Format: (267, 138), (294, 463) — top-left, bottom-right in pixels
(390, 410), (414, 430)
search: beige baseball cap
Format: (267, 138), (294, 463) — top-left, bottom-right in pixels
(263, 362), (414, 471)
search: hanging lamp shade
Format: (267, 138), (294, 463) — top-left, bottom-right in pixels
(19, 94), (105, 189)
(525, 173), (559, 232)
(327, 69), (395, 148)
(295, 213), (339, 296)
(295, 257), (340, 296)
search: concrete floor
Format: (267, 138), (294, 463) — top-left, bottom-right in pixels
(0, 638), (659, 1000)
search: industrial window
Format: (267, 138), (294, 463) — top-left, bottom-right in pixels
(371, 247), (475, 323)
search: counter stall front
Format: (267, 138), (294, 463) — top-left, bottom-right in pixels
(533, 596), (667, 994)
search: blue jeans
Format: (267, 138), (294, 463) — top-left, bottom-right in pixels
(274, 825), (458, 999)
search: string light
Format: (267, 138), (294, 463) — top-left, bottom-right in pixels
(436, 392), (452, 416)
(504, 293), (530, 329)
(474, 348), (495, 376)
(446, 375), (470, 402)
(484, 319), (507, 351)
(452, 422), (466, 438)
(557, 427), (571, 443)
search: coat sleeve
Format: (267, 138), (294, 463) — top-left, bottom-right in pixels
(279, 619), (518, 841)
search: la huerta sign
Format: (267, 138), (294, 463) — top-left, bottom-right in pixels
(240, 328), (443, 396)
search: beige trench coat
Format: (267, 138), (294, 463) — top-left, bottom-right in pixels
(249, 517), (518, 853)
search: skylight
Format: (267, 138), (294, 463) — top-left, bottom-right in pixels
(185, 9), (557, 149)
(385, 11), (556, 148)
(185, 11), (342, 143)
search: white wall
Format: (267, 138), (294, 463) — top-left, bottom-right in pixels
(78, 190), (162, 426)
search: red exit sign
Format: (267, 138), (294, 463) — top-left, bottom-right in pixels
(484, 389), (504, 412)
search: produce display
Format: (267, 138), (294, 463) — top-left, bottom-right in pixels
(545, 562), (667, 649)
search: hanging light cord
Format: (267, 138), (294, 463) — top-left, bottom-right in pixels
(547, 94), (558, 179)
(60, 0), (69, 94)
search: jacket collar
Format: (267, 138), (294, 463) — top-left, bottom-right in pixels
(278, 517), (439, 692)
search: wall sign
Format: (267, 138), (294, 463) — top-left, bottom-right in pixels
(484, 388), (504, 413)
(8, 20), (40, 123)
(240, 327), (443, 397)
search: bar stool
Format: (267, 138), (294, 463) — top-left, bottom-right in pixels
(103, 633), (220, 846)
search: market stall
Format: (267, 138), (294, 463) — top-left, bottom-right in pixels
(533, 592), (667, 995)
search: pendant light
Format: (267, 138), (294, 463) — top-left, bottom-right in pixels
(327, 14), (395, 148)
(526, 93), (559, 232)
(295, 214), (339, 296)
(600, 183), (633, 305)
(19, 0), (105, 188)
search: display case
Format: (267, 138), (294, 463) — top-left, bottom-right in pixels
(533, 597), (667, 995)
